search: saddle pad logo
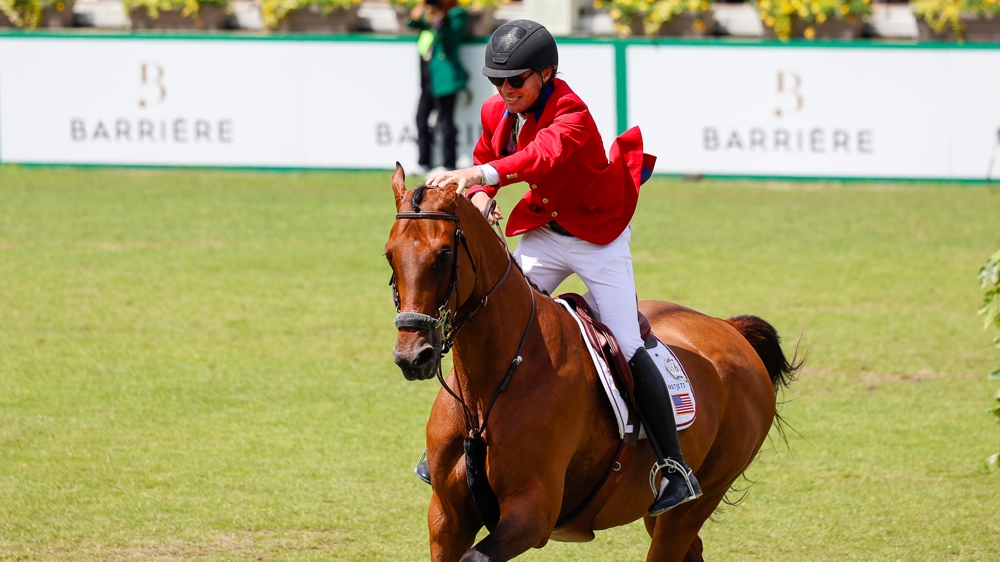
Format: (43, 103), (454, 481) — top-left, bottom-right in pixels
(664, 357), (683, 378)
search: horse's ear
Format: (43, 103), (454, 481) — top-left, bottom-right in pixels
(441, 184), (459, 208)
(391, 162), (407, 210)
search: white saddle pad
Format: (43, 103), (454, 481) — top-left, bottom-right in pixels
(556, 299), (697, 440)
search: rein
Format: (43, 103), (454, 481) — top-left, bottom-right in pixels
(391, 206), (536, 439)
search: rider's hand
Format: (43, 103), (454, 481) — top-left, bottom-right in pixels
(470, 191), (504, 225)
(426, 166), (483, 195)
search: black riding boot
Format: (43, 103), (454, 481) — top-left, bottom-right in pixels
(628, 346), (703, 516)
(415, 450), (431, 485)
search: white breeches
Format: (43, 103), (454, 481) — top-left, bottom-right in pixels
(513, 225), (644, 357)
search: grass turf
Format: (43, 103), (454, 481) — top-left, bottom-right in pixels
(0, 166), (998, 561)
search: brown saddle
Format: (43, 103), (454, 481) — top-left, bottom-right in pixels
(550, 293), (650, 542)
(556, 293), (651, 416)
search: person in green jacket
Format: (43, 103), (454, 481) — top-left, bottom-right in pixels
(408, 0), (468, 173)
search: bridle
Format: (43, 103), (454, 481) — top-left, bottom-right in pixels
(390, 210), (505, 355)
(389, 203), (536, 439)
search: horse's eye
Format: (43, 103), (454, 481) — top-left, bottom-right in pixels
(434, 247), (453, 268)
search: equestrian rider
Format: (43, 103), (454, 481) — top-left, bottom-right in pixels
(424, 19), (702, 516)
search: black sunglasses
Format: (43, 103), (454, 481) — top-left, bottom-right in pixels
(488, 70), (536, 89)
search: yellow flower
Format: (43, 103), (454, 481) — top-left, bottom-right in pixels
(816, 11), (826, 22)
(803, 26), (815, 38)
(840, 4), (849, 14)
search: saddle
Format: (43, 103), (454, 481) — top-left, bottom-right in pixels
(556, 293), (650, 419)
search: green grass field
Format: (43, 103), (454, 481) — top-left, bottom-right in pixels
(1, 166), (998, 561)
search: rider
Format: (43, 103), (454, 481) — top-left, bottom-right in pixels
(424, 19), (701, 516)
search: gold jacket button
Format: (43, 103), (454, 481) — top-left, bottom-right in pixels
(542, 198), (549, 204)
(530, 184), (538, 190)
(551, 211), (558, 218)
(506, 173), (518, 180)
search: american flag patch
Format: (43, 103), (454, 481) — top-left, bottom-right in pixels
(672, 393), (695, 416)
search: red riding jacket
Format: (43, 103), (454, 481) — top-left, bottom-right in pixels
(466, 78), (655, 246)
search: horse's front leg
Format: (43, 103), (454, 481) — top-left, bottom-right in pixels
(429, 492), (481, 562)
(457, 486), (563, 562)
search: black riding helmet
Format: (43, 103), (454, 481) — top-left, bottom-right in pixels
(482, 19), (558, 79)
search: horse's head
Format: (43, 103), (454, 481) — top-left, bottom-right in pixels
(385, 164), (476, 381)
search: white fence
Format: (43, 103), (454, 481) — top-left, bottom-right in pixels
(630, 44), (1000, 180)
(1, 33), (998, 180)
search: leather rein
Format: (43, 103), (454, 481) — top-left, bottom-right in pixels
(390, 206), (536, 439)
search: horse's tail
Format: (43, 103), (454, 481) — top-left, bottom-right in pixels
(720, 315), (804, 510)
(725, 315), (802, 394)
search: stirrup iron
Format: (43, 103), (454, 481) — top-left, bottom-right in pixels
(649, 458), (699, 498)
(414, 450), (431, 485)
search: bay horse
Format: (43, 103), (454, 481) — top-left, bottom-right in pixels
(385, 165), (799, 562)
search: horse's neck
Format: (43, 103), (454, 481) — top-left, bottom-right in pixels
(450, 220), (535, 402)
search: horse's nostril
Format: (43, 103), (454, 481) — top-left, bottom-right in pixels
(414, 347), (436, 368)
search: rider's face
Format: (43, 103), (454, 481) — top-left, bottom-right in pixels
(496, 68), (552, 115)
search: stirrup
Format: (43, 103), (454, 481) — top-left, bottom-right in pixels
(649, 458), (699, 499)
(414, 450), (431, 485)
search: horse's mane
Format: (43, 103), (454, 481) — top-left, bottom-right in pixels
(411, 184), (428, 211)
(409, 184), (460, 215)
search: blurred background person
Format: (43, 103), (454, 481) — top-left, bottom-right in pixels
(408, 0), (468, 175)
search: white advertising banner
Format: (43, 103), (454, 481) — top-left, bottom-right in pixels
(3, 36), (999, 180)
(628, 44), (1000, 180)
(0, 36), (616, 170)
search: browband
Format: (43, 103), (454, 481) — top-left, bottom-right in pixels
(396, 211), (459, 221)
